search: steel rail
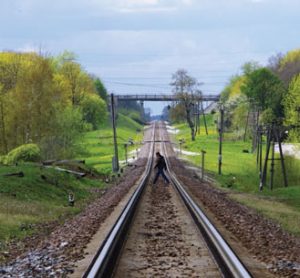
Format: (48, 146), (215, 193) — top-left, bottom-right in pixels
(83, 123), (156, 278)
(159, 123), (252, 278)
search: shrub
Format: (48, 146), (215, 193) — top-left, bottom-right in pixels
(0, 155), (6, 164)
(6, 144), (41, 164)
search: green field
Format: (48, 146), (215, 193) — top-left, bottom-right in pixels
(0, 163), (103, 256)
(0, 113), (143, 259)
(78, 113), (143, 174)
(173, 116), (300, 235)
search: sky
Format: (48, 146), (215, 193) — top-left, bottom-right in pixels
(1, 0), (300, 114)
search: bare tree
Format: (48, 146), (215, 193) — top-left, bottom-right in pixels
(170, 69), (197, 141)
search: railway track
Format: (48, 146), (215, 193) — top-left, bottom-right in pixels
(83, 122), (252, 278)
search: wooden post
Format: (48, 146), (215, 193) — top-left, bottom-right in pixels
(201, 101), (208, 135)
(218, 106), (224, 175)
(201, 150), (206, 181)
(270, 132), (275, 190)
(111, 93), (119, 172)
(197, 101), (200, 135)
(275, 129), (288, 187)
(260, 127), (271, 191)
(124, 144), (128, 164)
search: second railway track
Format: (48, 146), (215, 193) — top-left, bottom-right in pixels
(84, 121), (252, 278)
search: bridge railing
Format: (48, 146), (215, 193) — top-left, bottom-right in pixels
(115, 94), (220, 102)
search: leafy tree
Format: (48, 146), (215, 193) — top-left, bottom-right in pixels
(278, 49), (300, 86)
(231, 96), (250, 138)
(118, 100), (144, 123)
(81, 94), (107, 129)
(0, 52), (22, 153)
(10, 54), (57, 146)
(170, 69), (198, 140)
(169, 102), (186, 123)
(268, 53), (284, 75)
(53, 52), (96, 107)
(241, 68), (286, 123)
(40, 107), (89, 159)
(283, 74), (300, 141)
(94, 78), (108, 102)
(241, 61), (261, 76)
(220, 75), (246, 103)
(0, 51), (108, 159)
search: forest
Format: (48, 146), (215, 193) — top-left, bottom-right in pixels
(168, 48), (300, 144)
(220, 48), (300, 141)
(0, 51), (108, 162)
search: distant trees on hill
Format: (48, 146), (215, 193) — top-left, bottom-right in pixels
(0, 51), (107, 158)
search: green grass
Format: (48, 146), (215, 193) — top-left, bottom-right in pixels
(0, 163), (103, 253)
(0, 113), (143, 261)
(173, 116), (300, 235)
(79, 113), (143, 173)
(230, 193), (300, 236)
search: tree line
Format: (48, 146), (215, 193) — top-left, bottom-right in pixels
(221, 48), (300, 141)
(167, 48), (300, 142)
(0, 51), (108, 159)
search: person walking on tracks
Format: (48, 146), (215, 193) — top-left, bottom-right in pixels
(153, 151), (170, 185)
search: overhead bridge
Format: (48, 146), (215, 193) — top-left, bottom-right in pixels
(115, 94), (220, 102)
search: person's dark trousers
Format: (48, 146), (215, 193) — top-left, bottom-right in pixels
(153, 168), (169, 184)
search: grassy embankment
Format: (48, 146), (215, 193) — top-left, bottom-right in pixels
(79, 113), (143, 174)
(0, 113), (143, 259)
(173, 115), (300, 235)
(0, 163), (102, 258)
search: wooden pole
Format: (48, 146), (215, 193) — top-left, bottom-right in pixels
(275, 129), (288, 187)
(244, 109), (250, 142)
(270, 130), (275, 190)
(218, 106), (224, 175)
(202, 102), (208, 135)
(111, 93), (119, 172)
(260, 127), (271, 191)
(201, 150), (206, 181)
(124, 144), (128, 164)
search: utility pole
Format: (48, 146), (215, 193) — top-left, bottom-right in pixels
(201, 101), (208, 135)
(260, 124), (288, 191)
(111, 93), (119, 172)
(256, 126), (263, 180)
(197, 101), (200, 135)
(270, 133), (275, 190)
(274, 129), (288, 188)
(124, 144), (128, 164)
(244, 109), (250, 142)
(201, 150), (206, 181)
(218, 105), (224, 175)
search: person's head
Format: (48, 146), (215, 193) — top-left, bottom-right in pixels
(156, 151), (161, 157)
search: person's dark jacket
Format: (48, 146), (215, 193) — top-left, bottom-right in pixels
(154, 155), (167, 170)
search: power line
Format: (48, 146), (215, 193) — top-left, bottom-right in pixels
(102, 75), (232, 79)
(103, 80), (226, 88)
(79, 50), (274, 57)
